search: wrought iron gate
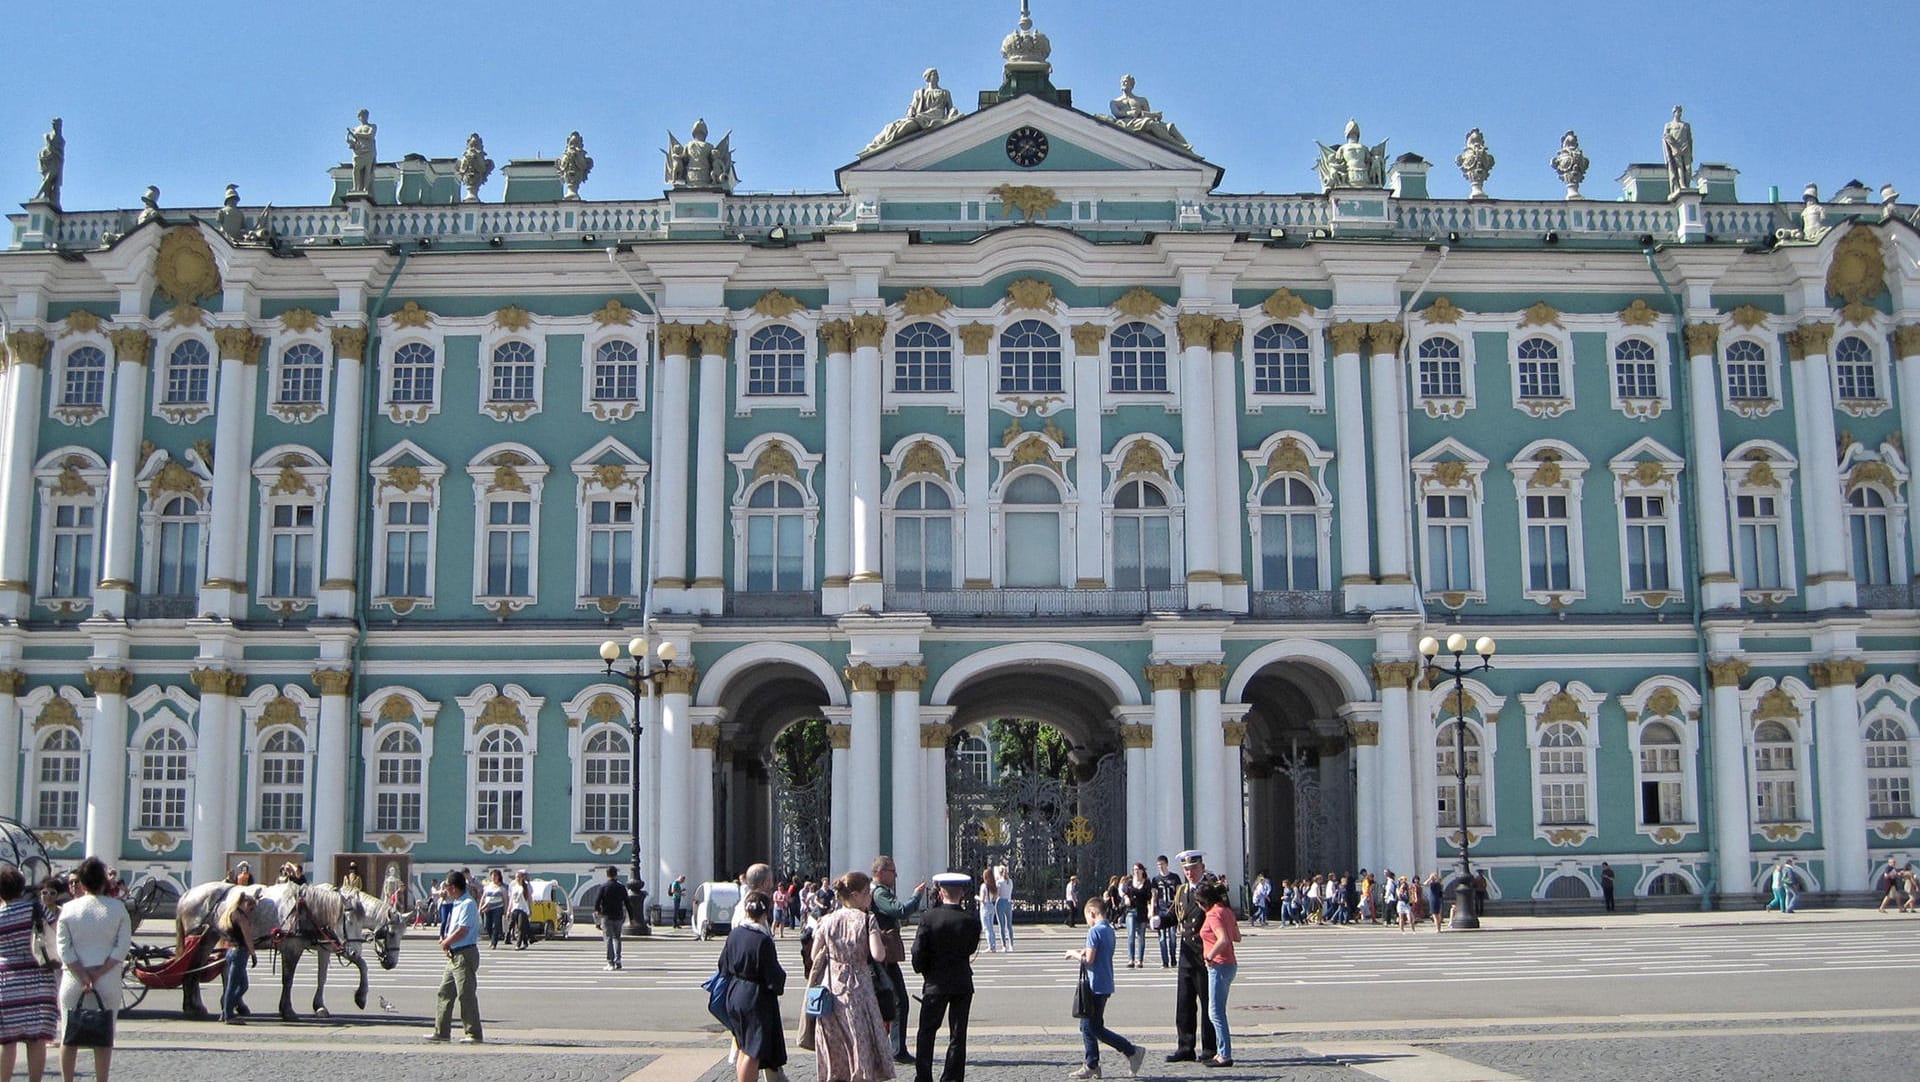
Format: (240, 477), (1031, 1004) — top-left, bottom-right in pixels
(947, 754), (1126, 914)
(1277, 750), (1355, 874)
(770, 751), (831, 882)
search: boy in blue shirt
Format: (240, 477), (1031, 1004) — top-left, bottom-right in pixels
(1063, 898), (1145, 1078)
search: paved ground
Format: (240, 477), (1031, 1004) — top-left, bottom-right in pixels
(96, 907), (1919, 1081)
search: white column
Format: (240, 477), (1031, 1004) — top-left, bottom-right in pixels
(690, 326), (730, 612)
(888, 667), (925, 881)
(690, 712), (720, 887)
(1409, 676), (1438, 873)
(1191, 664), (1228, 862)
(0, 671), (22, 818)
(1365, 323), (1414, 588)
(822, 321), (853, 609)
(1177, 315), (1220, 609)
(1329, 326), (1374, 599)
(845, 665), (885, 869)
(1346, 705), (1383, 875)
(1787, 323), (1853, 610)
(1684, 325), (1740, 610)
(1211, 328), (1247, 611)
(1896, 331), (1920, 582)
(93, 330), (151, 615)
(920, 706), (956, 875)
(309, 669), (352, 880)
(1114, 706), (1156, 867)
(82, 668), (132, 861)
(653, 325), (693, 591)
(655, 669), (696, 892)
(825, 707), (853, 875)
(1072, 327), (1104, 589)
(960, 324), (992, 588)
(850, 316), (886, 610)
(1707, 661), (1753, 897)
(189, 670), (240, 885)
(1147, 665), (1187, 848)
(319, 326), (367, 618)
(1373, 662), (1419, 875)
(1219, 703), (1251, 900)
(0, 332), (48, 620)
(1812, 659), (1870, 892)
(200, 329), (263, 619)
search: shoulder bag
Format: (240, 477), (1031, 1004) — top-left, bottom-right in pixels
(874, 915), (906, 966)
(64, 989), (114, 1048)
(803, 983), (834, 1017)
(1070, 962), (1092, 1019)
(30, 901), (58, 970)
(700, 970), (733, 1027)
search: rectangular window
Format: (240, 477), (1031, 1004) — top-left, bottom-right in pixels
(484, 500), (532, 596)
(375, 754), (423, 833)
(1624, 494), (1671, 593)
(157, 516), (200, 597)
(1425, 493), (1473, 592)
(269, 503), (316, 597)
(1756, 777), (1797, 822)
(1419, 357), (1463, 398)
(1109, 351), (1167, 393)
(1518, 359), (1562, 399)
(49, 503), (95, 598)
(1525, 493), (1572, 592)
(1868, 777), (1912, 820)
(37, 754), (80, 830)
(1539, 781), (1587, 825)
(586, 499), (635, 597)
(894, 340), (953, 393)
(1735, 494), (1783, 590)
(383, 500), (431, 597)
(1615, 358), (1658, 399)
(1641, 779), (1684, 824)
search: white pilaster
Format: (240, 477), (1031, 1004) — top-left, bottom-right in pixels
(845, 666), (885, 869)
(1685, 327), (1740, 610)
(1707, 661), (1753, 896)
(1813, 659), (1870, 891)
(82, 669), (131, 861)
(888, 670), (924, 881)
(920, 705), (957, 875)
(690, 707), (722, 888)
(309, 671), (352, 881)
(1148, 666), (1187, 849)
(1897, 339), (1920, 582)
(189, 672), (238, 885)
(822, 323), (853, 610)
(319, 326), (367, 618)
(1409, 676), (1438, 873)
(93, 330), (150, 615)
(960, 326), (992, 587)
(849, 316), (886, 610)
(1345, 702), (1384, 875)
(1177, 315), (1220, 609)
(690, 339), (729, 613)
(1113, 705), (1156, 868)
(825, 706), (853, 875)
(1365, 325), (1415, 595)
(1219, 702), (1251, 898)
(200, 330), (261, 619)
(1191, 666), (1227, 862)
(1330, 335), (1374, 601)
(655, 674), (695, 892)
(1374, 661), (1419, 876)
(1787, 324), (1854, 610)
(653, 326), (693, 593)
(0, 335), (47, 620)
(0, 672), (21, 818)
(1073, 334), (1104, 588)
(1211, 334), (1247, 611)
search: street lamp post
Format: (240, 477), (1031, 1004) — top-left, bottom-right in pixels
(1418, 631), (1496, 931)
(599, 634), (678, 936)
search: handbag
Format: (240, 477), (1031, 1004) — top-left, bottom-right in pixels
(30, 902), (58, 970)
(700, 971), (732, 1027)
(870, 962), (896, 1023)
(1070, 964), (1092, 1019)
(876, 924), (906, 966)
(803, 984), (834, 1017)
(63, 989), (114, 1048)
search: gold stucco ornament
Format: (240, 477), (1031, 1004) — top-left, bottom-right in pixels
(154, 227), (221, 306)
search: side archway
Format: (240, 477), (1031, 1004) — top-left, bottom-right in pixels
(929, 642), (1143, 708)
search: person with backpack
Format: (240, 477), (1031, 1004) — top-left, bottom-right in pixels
(595, 867), (629, 971)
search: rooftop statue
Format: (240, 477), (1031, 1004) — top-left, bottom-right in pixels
(664, 118), (738, 194)
(1455, 128), (1495, 199)
(456, 133), (495, 202)
(1662, 105), (1694, 195)
(31, 118), (63, 209)
(1550, 130), (1590, 200)
(862, 68), (961, 156)
(1775, 183), (1829, 243)
(1316, 119), (1387, 191)
(136, 185), (161, 227)
(346, 108), (377, 197)
(557, 131), (594, 200)
(217, 184), (247, 241)
(1102, 74), (1191, 153)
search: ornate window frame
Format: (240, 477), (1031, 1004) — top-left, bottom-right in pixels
(135, 448), (212, 603)
(1858, 675), (1920, 836)
(1724, 440), (1799, 604)
(881, 435), (964, 592)
(368, 441), (445, 614)
(571, 437), (649, 612)
(1101, 434), (1186, 592)
(735, 313), (819, 415)
(239, 685), (319, 850)
(563, 685), (636, 851)
(33, 448), (107, 614)
(250, 446), (330, 615)
(1719, 331), (1782, 418)
(1241, 431), (1331, 592)
(1742, 676), (1817, 842)
(1508, 324), (1575, 418)
(128, 711), (194, 841)
(19, 686), (92, 847)
(885, 318), (961, 409)
(1606, 327), (1671, 420)
(1622, 677), (1703, 845)
(265, 327), (332, 424)
(1609, 439), (1687, 609)
(728, 435), (822, 593)
(992, 316), (1070, 406)
(1411, 331), (1475, 419)
(1840, 439), (1909, 589)
(457, 683), (544, 854)
(1509, 440), (1589, 606)
(1521, 680), (1605, 846)
(988, 428), (1077, 588)
(358, 686), (439, 852)
(376, 307), (445, 425)
(1104, 319), (1176, 404)
(1431, 677), (1504, 844)
(1243, 317), (1328, 412)
(478, 318), (547, 423)
(50, 328), (113, 426)
(151, 328), (218, 425)
(581, 318), (650, 422)
(1830, 322), (1891, 417)
(1412, 438), (1489, 608)
(466, 443), (549, 615)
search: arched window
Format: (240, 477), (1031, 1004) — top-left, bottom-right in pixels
(1257, 477), (1320, 591)
(892, 479), (955, 591)
(745, 479), (807, 591)
(163, 340), (211, 405)
(747, 325), (807, 396)
(474, 729), (527, 833)
(1834, 335), (1878, 400)
(372, 728), (424, 834)
(1724, 340), (1769, 401)
(137, 728), (190, 831)
(1752, 720), (1799, 822)
(155, 495), (201, 597)
(1613, 338), (1658, 399)
(257, 729), (307, 832)
(390, 342), (437, 404)
(1251, 324), (1312, 395)
(1637, 721), (1685, 826)
(581, 728), (633, 834)
(1865, 717), (1913, 819)
(998, 320), (1062, 393)
(1112, 479), (1172, 590)
(1847, 487), (1894, 586)
(488, 341), (536, 403)
(1516, 336), (1563, 399)
(34, 729), (82, 831)
(592, 340), (641, 403)
(1436, 721), (1486, 829)
(1535, 722), (1589, 825)
(62, 346), (107, 408)
(1544, 876), (1591, 900)
(956, 733), (991, 784)
(893, 323), (953, 393)
(1417, 336), (1463, 398)
(278, 343), (326, 405)
(1002, 472), (1063, 587)
(1647, 872), (1694, 896)
(1108, 322), (1168, 393)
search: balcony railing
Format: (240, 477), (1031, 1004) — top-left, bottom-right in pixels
(722, 591), (820, 617)
(884, 586), (1187, 617)
(1248, 590), (1338, 618)
(1857, 583), (1917, 611)
(129, 594), (197, 621)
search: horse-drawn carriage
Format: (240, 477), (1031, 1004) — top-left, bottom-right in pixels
(120, 935), (227, 1009)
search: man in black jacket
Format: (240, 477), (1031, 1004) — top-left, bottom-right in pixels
(912, 873), (982, 1082)
(594, 866), (629, 970)
(1166, 850), (1217, 1063)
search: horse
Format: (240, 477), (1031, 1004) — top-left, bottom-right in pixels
(172, 881), (405, 1021)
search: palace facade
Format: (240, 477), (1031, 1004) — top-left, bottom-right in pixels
(3, 14), (1918, 909)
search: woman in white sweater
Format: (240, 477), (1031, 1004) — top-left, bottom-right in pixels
(54, 858), (129, 1082)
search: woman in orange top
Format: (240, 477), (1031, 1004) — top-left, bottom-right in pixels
(1196, 880), (1242, 1068)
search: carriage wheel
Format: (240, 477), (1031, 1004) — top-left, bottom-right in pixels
(121, 967), (149, 1010)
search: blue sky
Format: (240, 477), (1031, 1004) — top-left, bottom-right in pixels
(8, 0), (1916, 211)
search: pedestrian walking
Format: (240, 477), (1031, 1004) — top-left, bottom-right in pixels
(426, 870), (482, 1043)
(772, 882), (791, 938)
(1425, 871), (1445, 932)
(869, 856), (926, 1066)
(1150, 856), (1179, 968)
(54, 857), (130, 1082)
(1198, 880), (1241, 1068)
(0, 864), (58, 1082)
(480, 869), (506, 949)
(507, 870), (532, 947)
(671, 875), (689, 929)
(1765, 859), (1788, 912)
(806, 871), (894, 1081)
(911, 873), (981, 1082)
(217, 891), (255, 1024)
(1600, 862), (1616, 913)
(717, 892), (788, 1082)
(1250, 873), (1271, 926)
(1063, 876), (1081, 926)
(1164, 850), (1217, 1064)
(977, 867), (1000, 953)
(1064, 898), (1145, 1079)
(992, 866), (1014, 951)
(596, 866), (629, 970)
(1120, 864), (1151, 969)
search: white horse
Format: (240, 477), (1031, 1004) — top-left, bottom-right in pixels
(173, 881), (405, 1021)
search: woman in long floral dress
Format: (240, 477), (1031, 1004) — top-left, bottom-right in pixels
(806, 871), (893, 1082)
(0, 865), (58, 1082)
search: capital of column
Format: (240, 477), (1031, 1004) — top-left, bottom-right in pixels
(190, 667), (248, 696)
(109, 328), (151, 365)
(690, 723), (721, 749)
(1683, 322), (1720, 357)
(1119, 723), (1154, 748)
(827, 722), (852, 749)
(1347, 720), (1381, 746)
(692, 321), (732, 358)
(5, 330), (49, 368)
(958, 322), (993, 355)
(1329, 321), (1369, 356)
(1809, 658), (1868, 688)
(1221, 719), (1248, 746)
(844, 662), (885, 693)
(1895, 324), (1920, 360)
(1706, 658), (1750, 689)
(330, 325), (369, 361)
(1071, 323), (1106, 356)
(0, 670), (25, 696)
(1188, 662), (1228, 691)
(1143, 663), (1187, 692)
(660, 666), (700, 697)
(886, 664), (927, 692)
(1366, 322), (1405, 356)
(820, 319), (852, 354)
(83, 667), (133, 696)
(849, 314), (888, 350)
(311, 668), (354, 697)
(1369, 660), (1419, 690)
(212, 327), (265, 365)
(1176, 312), (1217, 351)
(659, 322), (695, 356)
(919, 722), (952, 749)
(1785, 322), (1835, 361)
(1209, 318), (1243, 353)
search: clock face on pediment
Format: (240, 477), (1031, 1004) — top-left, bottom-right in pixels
(1005, 126), (1049, 168)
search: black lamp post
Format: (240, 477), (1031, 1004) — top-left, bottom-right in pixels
(1418, 631), (1495, 931)
(599, 634), (678, 935)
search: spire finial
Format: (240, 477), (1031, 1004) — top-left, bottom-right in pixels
(1020, 1), (1032, 30)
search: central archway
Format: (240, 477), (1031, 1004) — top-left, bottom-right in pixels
(701, 648), (841, 883)
(1236, 658), (1364, 882)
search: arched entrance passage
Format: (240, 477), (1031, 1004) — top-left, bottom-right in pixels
(701, 650), (841, 883)
(938, 660), (1129, 917)
(1237, 661), (1360, 881)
